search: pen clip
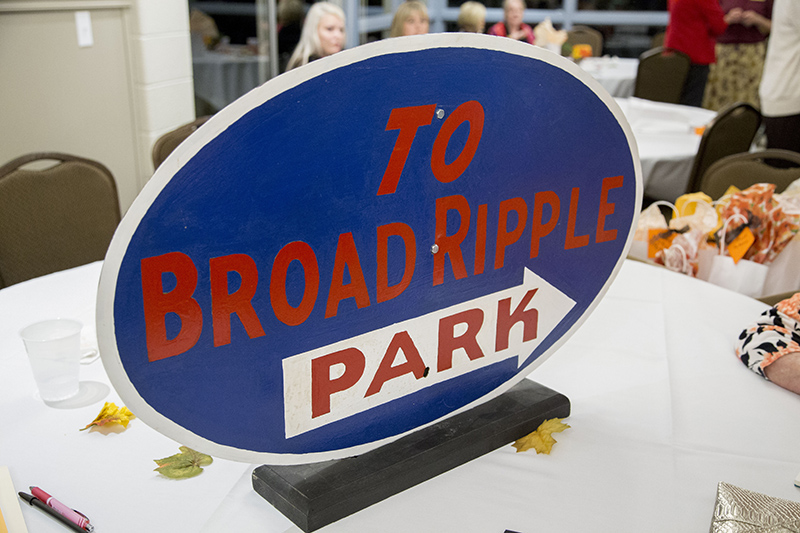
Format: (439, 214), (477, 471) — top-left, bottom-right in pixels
(73, 509), (94, 532)
(72, 509), (94, 532)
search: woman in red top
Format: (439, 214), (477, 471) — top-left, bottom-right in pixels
(487, 0), (535, 45)
(665, 0), (734, 107)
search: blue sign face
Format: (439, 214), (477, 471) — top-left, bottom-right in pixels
(98, 34), (641, 464)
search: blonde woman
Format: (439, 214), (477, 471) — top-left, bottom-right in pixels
(458, 1), (487, 33)
(286, 2), (346, 71)
(390, 1), (430, 38)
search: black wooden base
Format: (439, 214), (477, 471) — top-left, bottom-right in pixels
(252, 379), (570, 532)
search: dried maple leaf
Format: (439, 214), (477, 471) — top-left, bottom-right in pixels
(154, 446), (213, 479)
(513, 418), (570, 454)
(80, 402), (135, 431)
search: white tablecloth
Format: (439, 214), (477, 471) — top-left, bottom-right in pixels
(2, 260), (798, 532)
(193, 48), (269, 112)
(616, 97), (717, 202)
(580, 56), (639, 98)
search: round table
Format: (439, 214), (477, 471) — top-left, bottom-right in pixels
(615, 96), (717, 202)
(192, 46), (269, 112)
(2, 260), (798, 532)
(579, 56), (639, 98)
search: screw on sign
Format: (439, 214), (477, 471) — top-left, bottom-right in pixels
(97, 34), (641, 464)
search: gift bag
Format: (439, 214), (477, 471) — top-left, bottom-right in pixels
(720, 183), (800, 264)
(655, 229), (709, 277)
(629, 201), (676, 262)
(672, 192), (718, 234)
(655, 242), (686, 273)
(695, 246), (718, 281)
(764, 234), (800, 296)
(670, 195), (719, 279)
(707, 214), (768, 297)
(707, 255), (768, 297)
(762, 189), (800, 295)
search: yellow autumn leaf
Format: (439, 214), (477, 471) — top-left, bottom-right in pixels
(80, 402), (135, 431)
(512, 418), (570, 454)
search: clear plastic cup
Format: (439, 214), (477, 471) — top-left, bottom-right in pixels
(20, 319), (84, 402)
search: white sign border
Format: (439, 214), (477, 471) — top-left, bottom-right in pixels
(97, 33), (643, 465)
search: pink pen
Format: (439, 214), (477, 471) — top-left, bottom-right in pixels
(30, 486), (93, 532)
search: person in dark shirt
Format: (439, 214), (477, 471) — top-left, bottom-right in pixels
(277, 0), (305, 72)
(703, 0), (772, 110)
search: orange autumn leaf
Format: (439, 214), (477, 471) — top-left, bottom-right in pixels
(80, 402), (135, 431)
(513, 418), (570, 454)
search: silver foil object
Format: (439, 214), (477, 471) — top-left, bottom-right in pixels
(711, 482), (800, 532)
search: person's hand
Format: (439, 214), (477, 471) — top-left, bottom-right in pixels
(741, 9), (758, 26)
(741, 10), (761, 26)
(741, 10), (771, 33)
(725, 7), (743, 24)
(764, 352), (800, 395)
(509, 28), (527, 40)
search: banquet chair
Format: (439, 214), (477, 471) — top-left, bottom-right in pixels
(651, 31), (665, 49)
(685, 102), (762, 195)
(759, 290), (800, 307)
(0, 152), (121, 288)
(566, 25), (603, 57)
(152, 115), (211, 170)
(633, 47), (691, 104)
(696, 149), (800, 200)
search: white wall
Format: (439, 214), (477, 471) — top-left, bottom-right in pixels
(130, 0), (196, 182)
(0, 0), (196, 213)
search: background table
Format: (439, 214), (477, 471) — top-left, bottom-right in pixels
(2, 260), (798, 532)
(580, 56), (639, 98)
(616, 97), (717, 202)
(192, 45), (269, 112)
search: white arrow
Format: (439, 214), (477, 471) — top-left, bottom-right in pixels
(282, 267), (575, 438)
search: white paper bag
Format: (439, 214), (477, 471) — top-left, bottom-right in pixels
(628, 239), (649, 262)
(706, 255), (768, 297)
(763, 235), (800, 296)
(706, 213), (768, 297)
(695, 247), (717, 281)
(629, 201), (677, 262)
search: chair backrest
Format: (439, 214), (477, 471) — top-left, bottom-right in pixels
(566, 25), (603, 57)
(0, 152), (121, 288)
(685, 102), (762, 194)
(152, 116), (211, 170)
(651, 31), (665, 49)
(697, 149), (800, 200)
(634, 46), (691, 104)
(759, 290), (800, 307)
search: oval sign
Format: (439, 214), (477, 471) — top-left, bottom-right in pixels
(98, 34), (642, 464)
